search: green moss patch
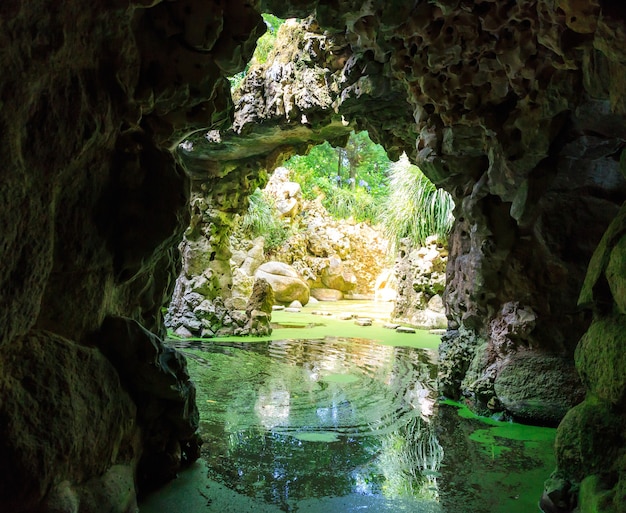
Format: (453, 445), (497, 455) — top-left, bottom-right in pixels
(292, 431), (340, 442)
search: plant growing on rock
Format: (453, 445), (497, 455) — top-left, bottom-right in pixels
(240, 188), (293, 254)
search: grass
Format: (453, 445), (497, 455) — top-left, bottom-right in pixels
(240, 188), (293, 253)
(379, 153), (454, 250)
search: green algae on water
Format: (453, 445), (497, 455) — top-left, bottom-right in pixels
(321, 373), (360, 384)
(292, 431), (340, 442)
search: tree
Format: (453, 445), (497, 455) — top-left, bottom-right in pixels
(284, 131), (391, 223)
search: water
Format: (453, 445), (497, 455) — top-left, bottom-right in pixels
(141, 333), (556, 513)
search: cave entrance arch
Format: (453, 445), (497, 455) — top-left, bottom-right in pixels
(170, 6), (626, 512)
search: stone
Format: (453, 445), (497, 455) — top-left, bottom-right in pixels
(338, 313), (355, 320)
(575, 314), (626, 406)
(174, 326), (194, 339)
(354, 318), (372, 326)
(284, 307), (301, 313)
(392, 238), (448, 325)
(396, 326), (416, 334)
(289, 300), (303, 308)
(494, 353), (585, 425)
(0, 331), (139, 510)
(410, 309), (447, 330)
(242, 278), (274, 336)
(246, 278), (275, 316)
(383, 323), (401, 329)
(321, 256), (358, 292)
(310, 288), (344, 301)
(255, 262), (310, 305)
(94, 317), (201, 488)
(427, 294), (445, 314)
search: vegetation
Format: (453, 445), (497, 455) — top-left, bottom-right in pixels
(378, 154), (454, 249)
(285, 131), (390, 223)
(240, 188), (292, 253)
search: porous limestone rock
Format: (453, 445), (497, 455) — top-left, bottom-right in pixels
(274, 195), (389, 297)
(264, 166), (304, 218)
(392, 236), (448, 328)
(255, 261), (310, 305)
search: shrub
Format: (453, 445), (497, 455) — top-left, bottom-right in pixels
(241, 188), (293, 253)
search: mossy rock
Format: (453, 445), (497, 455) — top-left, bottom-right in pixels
(575, 313), (626, 406)
(578, 475), (619, 513)
(579, 203), (626, 310)
(554, 396), (622, 482)
(494, 353), (584, 425)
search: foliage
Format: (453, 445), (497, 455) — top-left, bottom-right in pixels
(240, 188), (292, 253)
(379, 154), (454, 249)
(321, 184), (378, 223)
(285, 131), (390, 222)
(229, 14), (285, 90)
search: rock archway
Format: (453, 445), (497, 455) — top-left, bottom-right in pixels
(1, 1), (625, 511)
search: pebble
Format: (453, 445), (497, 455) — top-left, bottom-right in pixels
(396, 326), (416, 334)
(383, 323), (401, 329)
(355, 318), (372, 326)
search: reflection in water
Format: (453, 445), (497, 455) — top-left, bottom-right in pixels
(167, 337), (555, 513)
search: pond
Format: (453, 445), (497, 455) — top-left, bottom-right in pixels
(141, 309), (555, 513)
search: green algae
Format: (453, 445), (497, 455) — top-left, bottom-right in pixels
(168, 301), (441, 350)
(321, 373), (360, 384)
(292, 431), (340, 442)
(438, 399), (557, 513)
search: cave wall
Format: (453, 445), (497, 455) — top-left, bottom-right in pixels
(2, 0), (626, 512)
(0, 0), (264, 510)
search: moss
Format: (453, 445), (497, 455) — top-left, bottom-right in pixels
(554, 396), (622, 482)
(578, 203), (626, 310)
(606, 235), (626, 315)
(578, 475), (617, 513)
(292, 432), (340, 442)
(575, 314), (626, 406)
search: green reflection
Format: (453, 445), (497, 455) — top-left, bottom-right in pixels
(159, 337), (556, 513)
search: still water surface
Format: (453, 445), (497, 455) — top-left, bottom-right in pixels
(143, 335), (555, 513)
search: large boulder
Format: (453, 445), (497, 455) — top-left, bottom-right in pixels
(310, 288), (344, 301)
(493, 353), (585, 425)
(321, 256), (357, 292)
(255, 262), (310, 305)
(0, 331), (139, 511)
(264, 167), (303, 218)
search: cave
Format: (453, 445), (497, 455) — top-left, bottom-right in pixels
(1, 1), (625, 512)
